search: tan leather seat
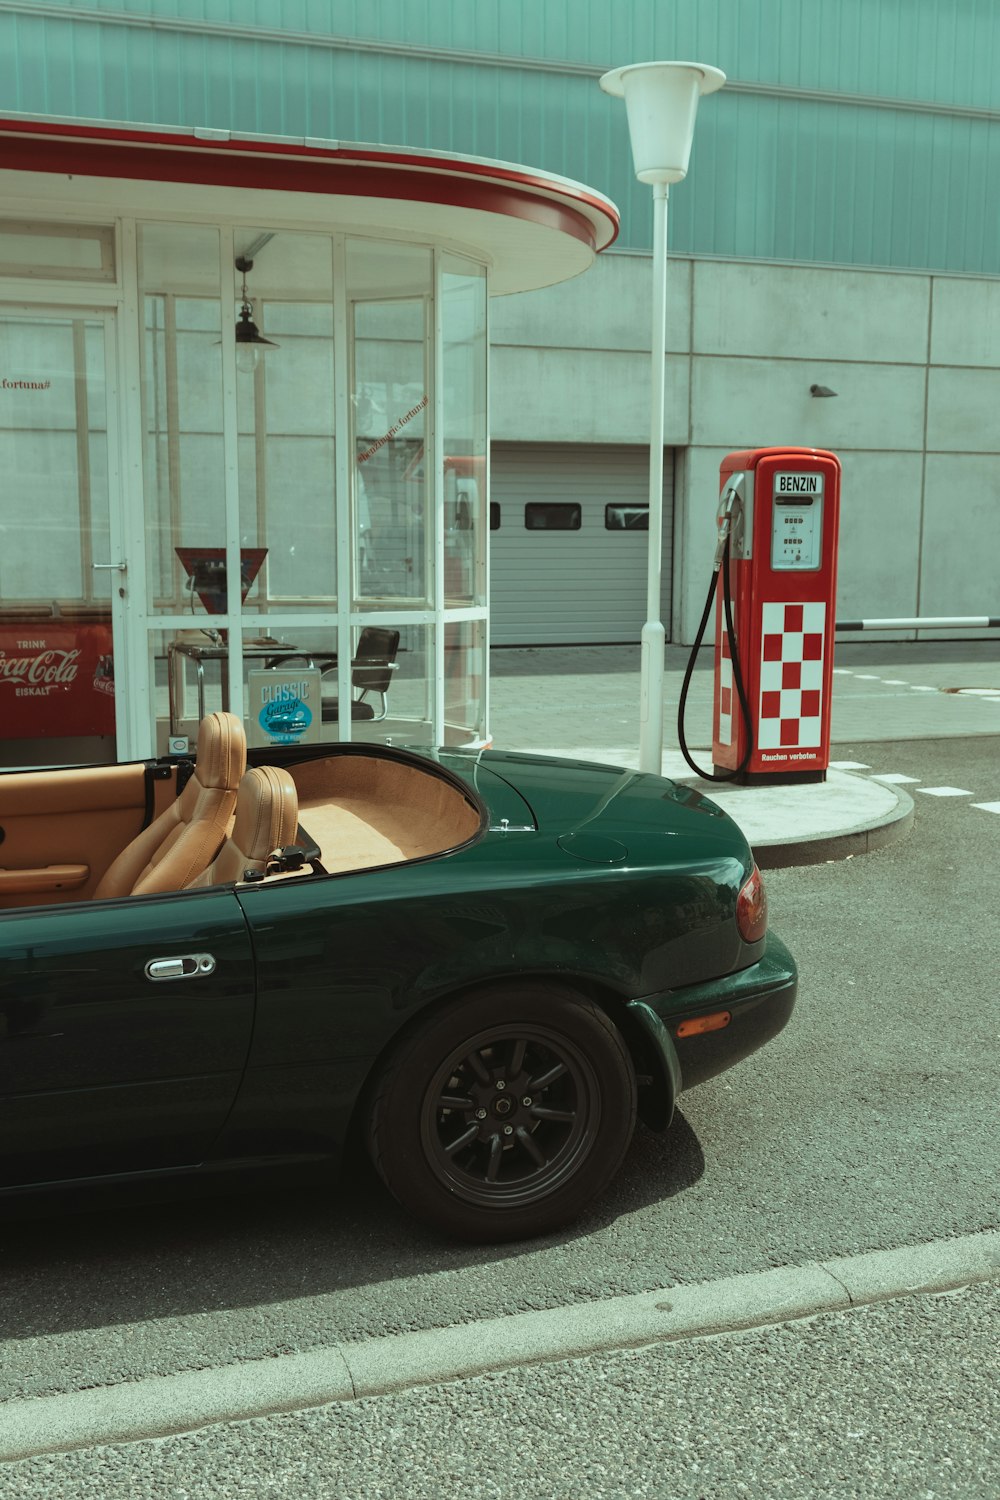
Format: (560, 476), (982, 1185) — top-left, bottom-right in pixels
(94, 712), (246, 899)
(188, 765), (299, 887)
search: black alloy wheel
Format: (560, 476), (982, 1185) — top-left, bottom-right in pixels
(423, 1024), (597, 1205)
(368, 983), (637, 1242)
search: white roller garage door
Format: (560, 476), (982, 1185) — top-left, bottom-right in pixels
(489, 443), (674, 645)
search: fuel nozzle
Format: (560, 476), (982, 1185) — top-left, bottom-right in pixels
(714, 486), (739, 571)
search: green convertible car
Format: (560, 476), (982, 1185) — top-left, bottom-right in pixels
(0, 712), (797, 1242)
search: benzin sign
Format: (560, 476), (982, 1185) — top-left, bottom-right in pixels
(773, 472), (824, 496)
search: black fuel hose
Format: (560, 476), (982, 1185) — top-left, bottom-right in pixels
(676, 534), (754, 781)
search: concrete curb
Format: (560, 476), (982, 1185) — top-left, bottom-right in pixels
(747, 783), (915, 869)
(2, 1228), (997, 1464)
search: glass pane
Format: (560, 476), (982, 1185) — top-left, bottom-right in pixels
(0, 313), (116, 768)
(442, 256), (487, 607)
(444, 618), (487, 745)
(606, 504), (649, 530)
(139, 224), (225, 620)
(348, 240), (431, 606)
(244, 622), (429, 748)
(235, 232), (337, 615)
(347, 621), (430, 745)
(0, 220), (115, 281)
(525, 503), (582, 531)
(163, 624), (357, 754)
(160, 625), (227, 750)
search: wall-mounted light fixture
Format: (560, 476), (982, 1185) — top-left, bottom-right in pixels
(810, 384), (838, 398)
(233, 255), (279, 373)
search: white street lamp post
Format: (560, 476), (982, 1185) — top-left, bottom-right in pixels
(600, 61), (725, 774)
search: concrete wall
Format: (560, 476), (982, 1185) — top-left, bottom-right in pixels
(490, 255), (691, 447)
(491, 252), (1000, 643)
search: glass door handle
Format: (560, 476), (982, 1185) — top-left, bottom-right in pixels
(92, 561), (127, 572)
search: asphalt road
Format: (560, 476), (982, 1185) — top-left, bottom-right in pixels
(2, 1284), (995, 1498)
(1, 735), (998, 1492)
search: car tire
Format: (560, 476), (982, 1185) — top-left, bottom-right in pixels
(367, 982), (637, 1242)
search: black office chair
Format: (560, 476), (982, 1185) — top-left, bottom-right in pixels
(321, 626), (400, 722)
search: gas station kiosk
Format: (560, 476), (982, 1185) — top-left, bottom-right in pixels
(0, 115), (619, 771)
(712, 447), (841, 784)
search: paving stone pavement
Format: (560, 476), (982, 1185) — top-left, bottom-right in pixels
(488, 640), (1000, 756)
(485, 641), (999, 859)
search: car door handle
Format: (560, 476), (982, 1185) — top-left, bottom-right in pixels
(144, 953), (217, 981)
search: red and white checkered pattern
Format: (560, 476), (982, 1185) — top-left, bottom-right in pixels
(717, 633), (734, 746)
(757, 601), (825, 750)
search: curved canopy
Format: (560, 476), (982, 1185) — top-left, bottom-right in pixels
(0, 114), (620, 294)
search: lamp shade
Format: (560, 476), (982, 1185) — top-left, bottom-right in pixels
(600, 61), (725, 184)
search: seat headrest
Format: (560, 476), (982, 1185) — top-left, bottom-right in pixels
(231, 765), (299, 862)
(195, 712), (247, 791)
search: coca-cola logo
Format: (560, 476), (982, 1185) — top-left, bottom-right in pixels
(0, 648), (80, 691)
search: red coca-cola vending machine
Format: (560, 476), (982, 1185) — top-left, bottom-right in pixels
(0, 619), (115, 741)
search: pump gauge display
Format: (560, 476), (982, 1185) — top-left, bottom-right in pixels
(771, 472), (824, 570)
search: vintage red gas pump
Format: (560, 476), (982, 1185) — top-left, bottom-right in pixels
(709, 447), (841, 783)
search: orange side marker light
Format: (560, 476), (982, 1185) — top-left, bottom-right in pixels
(676, 1010), (732, 1038)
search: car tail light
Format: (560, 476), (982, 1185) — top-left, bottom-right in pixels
(736, 864), (767, 943)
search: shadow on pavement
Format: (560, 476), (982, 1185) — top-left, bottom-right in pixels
(0, 1112), (704, 1342)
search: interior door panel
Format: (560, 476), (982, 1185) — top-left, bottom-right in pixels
(0, 762), (175, 907)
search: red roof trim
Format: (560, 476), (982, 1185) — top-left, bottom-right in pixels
(0, 118), (619, 252)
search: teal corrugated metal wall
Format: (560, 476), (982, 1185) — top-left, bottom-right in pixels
(2, 0), (999, 274)
(20, 0), (1000, 108)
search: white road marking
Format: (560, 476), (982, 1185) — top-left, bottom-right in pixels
(957, 688), (1000, 696)
(832, 668), (853, 675)
(915, 786), (973, 797)
(910, 685), (937, 692)
(870, 773), (919, 784)
(971, 802), (1000, 814)
(830, 760), (871, 770)
(881, 679), (907, 685)
(854, 674), (880, 680)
